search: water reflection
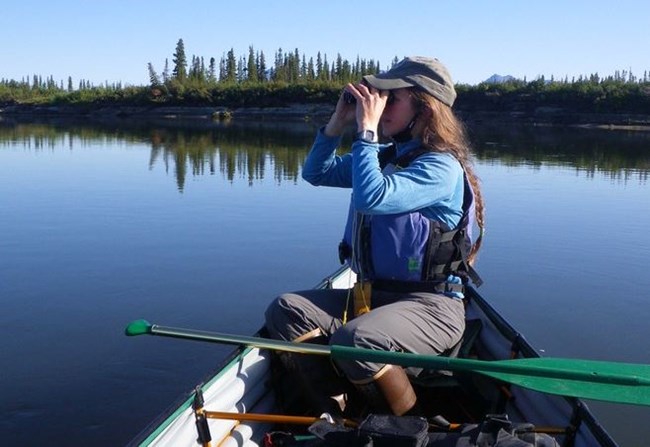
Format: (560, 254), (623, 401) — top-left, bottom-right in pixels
(472, 124), (650, 182)
(1, 117), (649, 446)
(1, 118), (649, 187)
(146, 123), (316, 190)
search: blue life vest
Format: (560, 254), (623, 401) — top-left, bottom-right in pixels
(339, 145), (482, 293)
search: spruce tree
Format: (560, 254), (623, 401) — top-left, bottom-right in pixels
(237, 56), (245, 82)
(273, 48), (285, 82)
(335, 54), (343, 80)
(257, 51), (267, 82)
(219, 55), (226, 82)
(247, 46), (258, 83)
(163, 59), (170, 83)
(322, 56), (330, 81)
(225, 48), (237, 83)
(316, 52), (323, 80)
(208, 57), (217, 84)
(148, 62), (161, 87)
(172, 38), (187, 81)
(307, 57), (315, 80)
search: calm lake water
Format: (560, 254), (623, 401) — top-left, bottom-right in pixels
(1, 118), (649, 446)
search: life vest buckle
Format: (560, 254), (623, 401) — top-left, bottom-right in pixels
(353, 281), (372, 316)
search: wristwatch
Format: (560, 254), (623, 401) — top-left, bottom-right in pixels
(355, 129), (377, 143)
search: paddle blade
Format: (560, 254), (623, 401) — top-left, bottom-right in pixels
(125, 319), (153, 336)
(331, 345), (650, 407)
(483, 358), (650, 406)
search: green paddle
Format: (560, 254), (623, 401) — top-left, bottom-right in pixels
(125, 319), (650, 406)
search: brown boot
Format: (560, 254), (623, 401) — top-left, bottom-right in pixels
(358, 365), (417, 416)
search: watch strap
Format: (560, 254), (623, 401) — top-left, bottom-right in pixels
(355, 129), (377, 143)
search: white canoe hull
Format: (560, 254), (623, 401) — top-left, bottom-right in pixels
(129, 267), (617, 447)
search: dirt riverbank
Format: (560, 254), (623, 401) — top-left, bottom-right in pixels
(1, 103), (649, 131)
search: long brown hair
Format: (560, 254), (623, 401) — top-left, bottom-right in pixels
(410, 89), (485, 264)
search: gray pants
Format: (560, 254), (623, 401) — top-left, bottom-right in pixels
(264, 287), (465, 383)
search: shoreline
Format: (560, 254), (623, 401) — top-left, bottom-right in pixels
(1, 103), (650, 131)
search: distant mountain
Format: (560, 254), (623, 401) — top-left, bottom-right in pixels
(483, 74), (517, 84)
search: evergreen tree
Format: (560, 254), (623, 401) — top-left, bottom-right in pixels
(307, 57), (315, 80)
(67, 76), (73, 92)
(316, 52), (323, 79)
(273, 48), (285, 82)
(148, 62), (161, 87)
(292, 48), (301, 81)
(219, 54), (226, 81)
(200, 56), (206, 82)
(172, 38), (187, 81)
(189, 55), (205, 82)
(335, 53), (343, 80)
(225, 48), (237, 83)
(247, 46), (258, 82)
(189, 56), (196, 78)
(163, 59), (170, 83)
(322, 55), (330, 81)
(237, 56), (246, 82)
(208, 57), (217, 84)
(257, 51), (267, 82)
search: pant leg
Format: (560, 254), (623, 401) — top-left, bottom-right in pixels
(264, 288), (354, 415)
(330, 291), (465, 383)
(264, 288), (351, 341)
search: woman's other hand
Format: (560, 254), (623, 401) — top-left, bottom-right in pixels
(324, 88), (358, 137)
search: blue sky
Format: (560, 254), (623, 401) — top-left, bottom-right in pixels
(2, 0), (648, 87)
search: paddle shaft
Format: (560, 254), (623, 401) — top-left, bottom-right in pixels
(204, 410), (357, 427)
(333, 345), (649, 386)
(126, 320), (650, 406)
(202, 410), (570, 434)
(146, 323), (650, 387)
(147, 324), (330, 356)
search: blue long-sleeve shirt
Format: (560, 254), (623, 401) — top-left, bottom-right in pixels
(302, 128), (465, 230)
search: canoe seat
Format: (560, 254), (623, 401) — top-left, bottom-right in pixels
(411, 318), (483, 387)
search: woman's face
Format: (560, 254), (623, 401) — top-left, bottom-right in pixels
(379, 88), (418, 137)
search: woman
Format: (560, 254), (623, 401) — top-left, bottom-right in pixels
(265, 56), (485, 417)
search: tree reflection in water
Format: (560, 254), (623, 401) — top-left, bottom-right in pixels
(1, 118), (648, 189)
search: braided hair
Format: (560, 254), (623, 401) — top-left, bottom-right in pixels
(410, 89), (485, 265)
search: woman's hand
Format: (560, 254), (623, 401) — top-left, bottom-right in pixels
(324, 82), (389, 138)
(347, 82), (388, 133)
(324, 89), (357, 137)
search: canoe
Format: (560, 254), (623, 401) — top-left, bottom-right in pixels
(127, 266), (618, 447)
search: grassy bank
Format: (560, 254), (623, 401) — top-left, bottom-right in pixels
(2, 81), (649, 115)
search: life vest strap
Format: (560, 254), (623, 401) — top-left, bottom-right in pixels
(372, 279), (464, 295)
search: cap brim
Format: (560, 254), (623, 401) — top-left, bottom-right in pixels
(363, 75), (414, 91)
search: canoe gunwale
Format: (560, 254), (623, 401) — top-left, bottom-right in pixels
(126, 344), (256, 446)
(464, 285), (618, 447)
